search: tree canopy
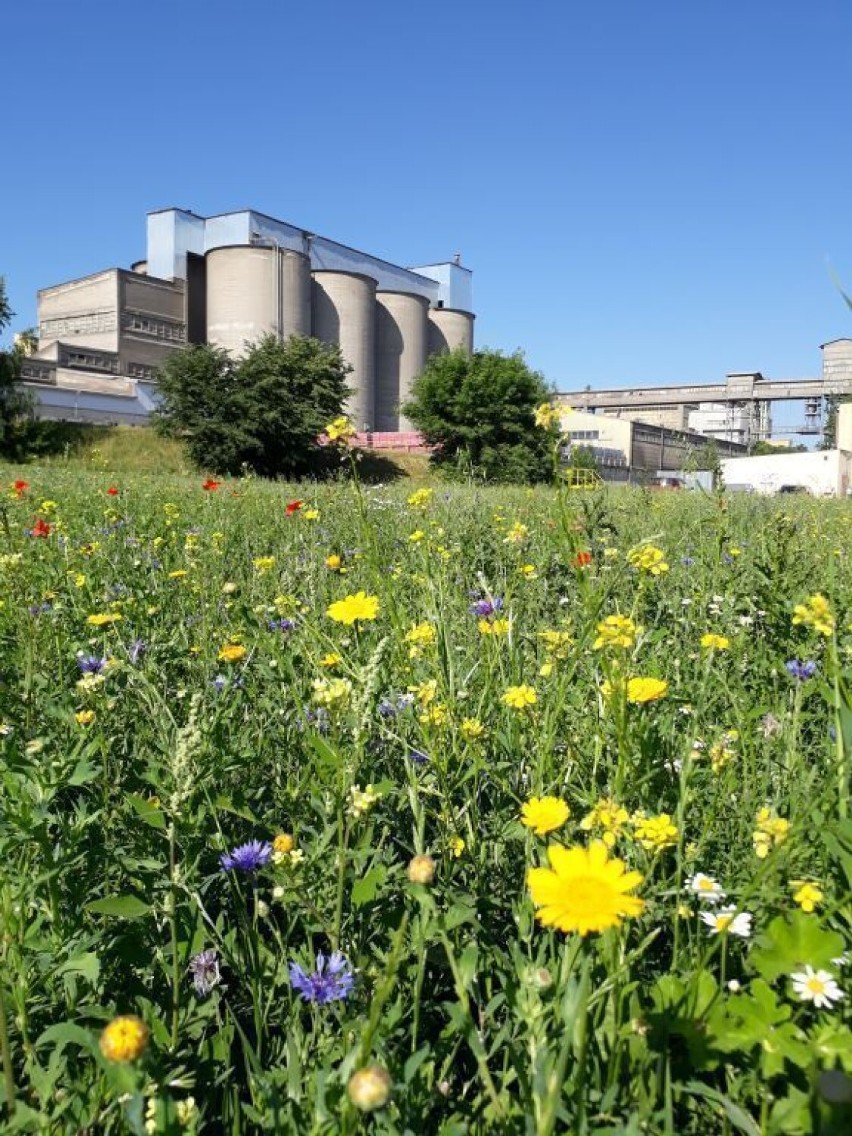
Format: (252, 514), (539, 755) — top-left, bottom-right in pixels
(153, 335), (351, 477)
(0, 277), (36, 460)
(403, 347), (557, 483)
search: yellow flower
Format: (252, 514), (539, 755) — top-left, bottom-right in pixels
(534, 402), (560, 429)
(253, 556), (276, 573)
(303, 508), (320, 520)
(580, 798), (630, 847)
(479, 618), (511, 636)
(168, 569), (188, 579)
(272, 833), (296, 863)
(594, 614), (640, 650)
(407, 488), (434, 509)
(460, 717), (486, 740)
(792, 594), (835, 637)
(448, 835), (466, 857)
(87, 612), (123, 626)
(503, 521), (529, 545)
(320, 652), (342, 668)
(753, 807), (790, 858)
(700, 633), (730, 651)
(521, 796), (571, 836)
(539, 629), (574, 658)
(99, 1015), (149, 1063)
(72, 572), (87, 588)
(413, 679), (438, 705)
(327, 591), (380, 625)
(312, 677), (352, 706)
(502, 684), (537, 710)
(518, 563), (538, 579)
(709, 729), (738, 773)
(218, 644), (247, 663)
(632, 812), (678, 851)
(349, 783), (380, 817)
(75, 710), (96, 726)
(409, 530), (425, 543)
(325, 554), (343, 571)
(527, 841), (644, 936)
(626, 677), (668, 704)
(419, 704), (448, 727)
(405, 622), (437, 646)
(40, 499), (57, 514)
(791, 880), (823, 913)
(627, 545), (669, 576)
(325, 416), (356, 441)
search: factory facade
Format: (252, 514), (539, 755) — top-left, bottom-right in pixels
(21, 208), (475, 430)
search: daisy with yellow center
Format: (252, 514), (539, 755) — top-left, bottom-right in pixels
(327, 591), (380, 625)
(790, 966), (844, 1009)
(527, 840), (644, 936)
(521, 796), (571, 836)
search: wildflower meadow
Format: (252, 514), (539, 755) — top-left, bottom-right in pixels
(0, 451), (850, 1134)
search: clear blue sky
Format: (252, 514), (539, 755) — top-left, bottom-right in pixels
(3, 0), (851, 434)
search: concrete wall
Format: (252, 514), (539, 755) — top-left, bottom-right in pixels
(312, 271), (377, 430)
(38, 271), (120, 353)
(557, 408), (633, 458)
(375, 291), (429, 431)
(206, 246), (311, 354)
(720, 450), (850, 496)
(427, 308), (474, 355)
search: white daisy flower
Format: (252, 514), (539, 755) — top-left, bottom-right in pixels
(687, 873), (726, 904)
(790, 966), (844, 1009)
(700, 906), (752, 938)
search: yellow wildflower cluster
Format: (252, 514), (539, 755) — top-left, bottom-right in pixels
(534, 402), (560, 429)
(407, 488), (434, 509)
(502, 684), (537, 710)
(325, 416), (356, 441)
(753, 807), (790, 858)
(349, 784), (380, 817)
(626, 677), (668, 704)
(701, 632), (730, 651)
(253, 556), (276, 574)
(580, 799), (630, 847)
(792, 593), (835, 637)
(479, 617), (511, 637)
(791, 880), (823, 913)
(709, 729), (738, 773)
(632, 812), (678, 851)
(312, 677), (352, 706)
(218, 643), (247, 663)
(503, 522), (529, 545)
(520, 795), (571, 836)
(460, 717), (486, 741)
(405, 622), (437, 657)
(594, 614), (640, 650)
(627, 545), (669, 575)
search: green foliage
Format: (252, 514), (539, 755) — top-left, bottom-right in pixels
(0, 277), (37, 461)
(153, 335), (351, 477)
(403, 347), (556, 483)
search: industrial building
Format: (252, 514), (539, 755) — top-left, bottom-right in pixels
(558, 407), (746, 482)
(20, 208), (475, 430)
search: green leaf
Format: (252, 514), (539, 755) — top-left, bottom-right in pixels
(36, 1021), (99, 1055)
(351, 864), (388, 908)
(750, 912), (845, 982)
(682, 1081), (761, 1136)
(126, 793), (166, 830)
(57, 952), (100, 986)
(86, 895), (151, 919)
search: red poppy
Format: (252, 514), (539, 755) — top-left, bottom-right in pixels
(106, 486), (119, 496)
(573, 551), (593, 568)
(285, 500), (304, 515)
(13, 480), (29, 496)
(31, 518), (52, 538)
(202, 479), (222, 491)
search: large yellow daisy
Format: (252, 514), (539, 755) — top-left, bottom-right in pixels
(527, 840), (644, 936)
(327, 592), (380, 625)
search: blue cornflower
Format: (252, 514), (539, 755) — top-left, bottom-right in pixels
(786, 659), (817, 681)
(28, 602), (52, 616)
(396, 693), (415, 711)
(470, 596), (503, 618)
(377, 698), (398, 719)
(212, 674), (228, 694)
(289, 951), (355, 1004)
(408, 748), (429, 766)
(681, 556), (696, 567)
(77, 654), (108, 674)
(220, 840), (272, 872)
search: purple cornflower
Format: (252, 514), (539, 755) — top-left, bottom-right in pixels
(786, 659), (817, 682)
(28, 602), (52, 616)
(188, 948), (221, 996)
(681, 556), (696, 567)
(470, 596), (503, 618)
(408, 748), (429, 766)
(77, 654), (108, 674)
(220, 840), (272, 872)
(289, 951), (355, 1004)
(377, 698), (398, 718)
(268, 618), (296, 633)
(212, 674), (228, 694)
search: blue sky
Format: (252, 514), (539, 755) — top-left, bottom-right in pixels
(3, 0), (851, 435)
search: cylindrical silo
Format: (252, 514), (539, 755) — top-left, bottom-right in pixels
(375, 291), (429, 431)
(206, 245), (311, 355)
(427, 307), (475, 357)
(312, 271), (377, 431)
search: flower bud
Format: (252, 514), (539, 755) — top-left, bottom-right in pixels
(347, 1064), (392, 1111)
(407, 854), (435, 885)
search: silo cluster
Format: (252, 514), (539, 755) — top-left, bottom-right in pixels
(204, 246), (474, 431)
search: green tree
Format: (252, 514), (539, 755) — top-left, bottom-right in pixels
(403, 347), (556, 483)
(153, 334), (351, 477)
(0, 277), (36, 460)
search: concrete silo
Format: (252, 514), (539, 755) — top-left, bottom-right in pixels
(427, 307), (475, 357)
(312, 271), (377, 431)
(375, 291), (429, 431)
(206, 245), (311, 355)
